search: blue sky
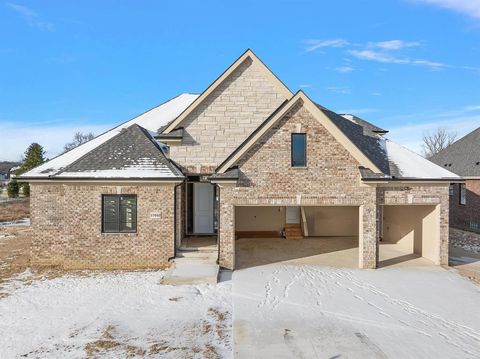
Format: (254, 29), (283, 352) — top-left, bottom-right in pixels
(1, 0), (479, 161)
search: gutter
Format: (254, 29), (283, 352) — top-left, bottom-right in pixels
(361, 177), (464, 183)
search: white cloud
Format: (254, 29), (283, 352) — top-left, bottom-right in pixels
(465, 104), (480, 111)
(299, 84), (312, 88)
(335, 66), (354, 73)
(0, 120), (110, 161)
(336, 108), (378, 115)
(5, 2), (54, 31)
(326, 86), (351, 94)
(412, 0), (480, 20)
(368, 40), (422, 50)
(303, 39), (349, 52)
(349, 49), (446, 70)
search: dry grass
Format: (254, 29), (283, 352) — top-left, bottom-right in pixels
(0, 198), (30, 222)
(0, 226), (31, 291)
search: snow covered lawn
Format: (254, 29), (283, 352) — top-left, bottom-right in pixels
(233, 265), (480, 359)
(0, 270), (232, 358)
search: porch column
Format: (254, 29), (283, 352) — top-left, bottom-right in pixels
(359, 189), (380, 269)
(439, 186), (450, 265)
(218, 184), (235, 270)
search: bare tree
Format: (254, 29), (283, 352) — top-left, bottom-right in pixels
(63, 132), (95, 153)
(422, 128), (457, 158)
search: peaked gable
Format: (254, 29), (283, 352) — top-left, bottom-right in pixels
(50, 124), (183, 179)
(162, 49), (292, 134)
(217, 91), (383, 174)
(165, 50), (293, 172)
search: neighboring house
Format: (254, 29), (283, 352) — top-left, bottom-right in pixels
(430, 128), (480, 233)
(19, 49), (459, 271)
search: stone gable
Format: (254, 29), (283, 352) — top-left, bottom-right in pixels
(168, 58), (287, 172)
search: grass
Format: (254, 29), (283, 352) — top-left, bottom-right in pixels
(0, 198), (30, 222)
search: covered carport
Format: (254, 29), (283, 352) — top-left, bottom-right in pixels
(234, 205), (360, 269)
(380, 204), (440, 267)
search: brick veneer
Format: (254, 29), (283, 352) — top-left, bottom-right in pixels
(449, 180), (480, 233)
(168, 58), (286, 173)
(218, 101), (379, 269)
(217, 101), (450, 269)
(30, 183), (177, 269)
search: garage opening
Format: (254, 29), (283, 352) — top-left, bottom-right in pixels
(380, 205), (440, 267)
(234, 206), (360, 269)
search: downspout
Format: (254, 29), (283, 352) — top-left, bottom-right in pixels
(216, 184), (221, 266)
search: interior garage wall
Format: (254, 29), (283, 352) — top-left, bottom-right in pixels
(382, 205), (439, 262)
(304, 206), (359, 236)
(235, 206), (285, 232)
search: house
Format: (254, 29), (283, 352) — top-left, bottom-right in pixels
(19, 49), (459, 271)
(430, 128), (480, 233)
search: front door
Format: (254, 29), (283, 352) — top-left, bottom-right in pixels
(193, 183), (214, 234)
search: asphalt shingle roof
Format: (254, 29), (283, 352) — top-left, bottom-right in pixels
(57, 124), (184, 179)
(429, 127), (480, 177)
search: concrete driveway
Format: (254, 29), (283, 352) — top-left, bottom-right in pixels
(232, 264), (480, 359)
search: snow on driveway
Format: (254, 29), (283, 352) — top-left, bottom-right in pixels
(233, 265), (480, 359)
(0, 270), (232, 358)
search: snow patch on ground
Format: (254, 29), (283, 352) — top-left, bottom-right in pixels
(234, 265), (480, 359)
(0, 270), (232, 358)
(0, 218), (30, 227)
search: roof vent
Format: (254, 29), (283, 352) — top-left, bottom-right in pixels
(476, 162), (480, 165)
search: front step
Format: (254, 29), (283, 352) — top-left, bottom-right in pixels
(160, 249), (219, 285)
(285, 224), (303, 240)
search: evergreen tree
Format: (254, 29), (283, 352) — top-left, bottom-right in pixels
(17, 143), (46, 197)
(7, 179), (19, 198)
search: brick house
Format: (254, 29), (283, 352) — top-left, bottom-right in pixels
(20, 50), (459, 271)
(430, 128), (480, 233)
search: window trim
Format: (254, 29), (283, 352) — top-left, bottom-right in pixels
(459, 184), (466, 206)
(102, 194), (137, 233)
(291, 133), (307, 168)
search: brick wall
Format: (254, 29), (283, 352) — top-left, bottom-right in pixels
(218, 101), (379, 269)
(217, 101), (450, 269)
(30, 183), (176, 269)
(449, 180), (480, 233)
(168, 58), (287, 173)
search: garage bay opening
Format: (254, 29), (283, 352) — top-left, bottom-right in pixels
(234, 205), (360, 269)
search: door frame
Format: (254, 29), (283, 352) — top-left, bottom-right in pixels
(185, 180), (217, 235)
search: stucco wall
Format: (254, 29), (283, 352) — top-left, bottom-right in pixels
(168, 58), (287, 173)
(383, 205), (439, 262)
(304, 206), (359, 237)
(30, 183), (176, 269)
(235, 206), (285, 232)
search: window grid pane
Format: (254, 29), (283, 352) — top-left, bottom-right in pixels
(103, 195), (137, 233)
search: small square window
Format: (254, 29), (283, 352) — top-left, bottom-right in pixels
(291, 133), (307, 167)
(102, 195), (137, 233)
(459, 184), (466, 205)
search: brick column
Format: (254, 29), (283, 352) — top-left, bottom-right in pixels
(218, 184), (235, 270)
(439, 186), (450, 265)
(359, 189), (379, 269)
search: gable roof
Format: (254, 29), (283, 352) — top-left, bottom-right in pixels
(20, 93), (197, 179)
(216, 91), (383, 174)
(161, 49), (293, 134)
(429, 127), (480, 177)
(51, 124), (184, 179)
(216, 91), (459, 181)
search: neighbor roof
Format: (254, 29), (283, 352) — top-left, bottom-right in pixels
(53, 124), (184, 179)
(429, 127), (480, 177)
(20, 93), (197, 179)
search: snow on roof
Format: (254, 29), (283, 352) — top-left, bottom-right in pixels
(385, 139), (460, 179)
(21, 93), (198, 178)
